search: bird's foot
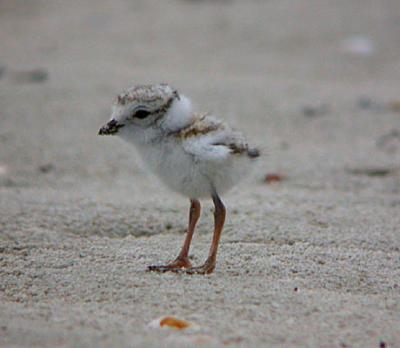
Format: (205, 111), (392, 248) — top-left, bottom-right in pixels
(147, 257), (192, 272)
(172, 260), (216, 275)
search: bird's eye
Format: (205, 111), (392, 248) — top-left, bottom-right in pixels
(134, 110), (151, 119)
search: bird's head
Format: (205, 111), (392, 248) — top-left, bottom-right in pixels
(98, 83), (182, 136)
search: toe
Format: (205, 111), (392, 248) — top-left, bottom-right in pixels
(147, 265), (171, 272)
(183, 264), (215, 275)
(147, 258), (193, 273)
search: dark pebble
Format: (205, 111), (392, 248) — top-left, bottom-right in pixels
(38, 163), (54, 174)
(14, 68), (48, 83)
(302, 104), (329, 117)
(346, 167), (395, 177)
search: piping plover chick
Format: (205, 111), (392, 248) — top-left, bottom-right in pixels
(99, 83), (259, 274)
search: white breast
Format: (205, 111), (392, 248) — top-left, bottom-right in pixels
(137, 138), (215, 198)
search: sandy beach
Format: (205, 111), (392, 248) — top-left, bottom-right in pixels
(0, 1), (399, 347)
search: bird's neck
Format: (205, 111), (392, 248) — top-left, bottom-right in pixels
(159, 95), (195, 133)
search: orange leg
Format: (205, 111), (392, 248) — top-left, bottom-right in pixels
(178, 194), (226, 275)
(148, 199), (201, 272)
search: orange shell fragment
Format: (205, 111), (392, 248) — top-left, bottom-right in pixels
(159, 316), (192, 330)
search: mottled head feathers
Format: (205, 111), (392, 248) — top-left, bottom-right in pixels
(115, 83), (179, 110)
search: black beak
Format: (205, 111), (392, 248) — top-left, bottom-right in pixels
(98, 119), (124, 135)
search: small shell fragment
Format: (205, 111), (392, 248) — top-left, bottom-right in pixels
(160, 316), (191, 329)
(265, 173), (285, 184)
(148, 316), (194, 330)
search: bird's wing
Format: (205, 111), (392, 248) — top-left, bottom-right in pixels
(178, 114), (251, 163)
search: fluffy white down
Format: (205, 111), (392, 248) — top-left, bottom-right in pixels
(160, 95), (195, 132)
(117, 96), (254, 198)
